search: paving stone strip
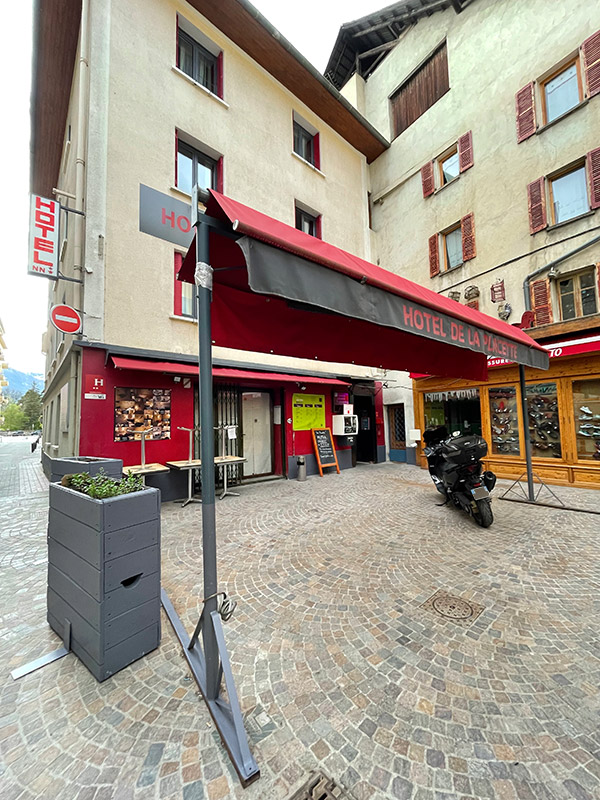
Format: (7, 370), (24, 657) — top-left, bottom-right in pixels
(1, 442), (599, 800)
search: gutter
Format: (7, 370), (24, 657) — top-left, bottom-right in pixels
(523, 233), (600, 310)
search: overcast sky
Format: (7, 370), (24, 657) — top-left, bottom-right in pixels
(0, 0), (386, 376)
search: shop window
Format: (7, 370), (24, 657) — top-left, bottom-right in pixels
(525, 383), (561, 459)
(176, 24), (222, 97)
(515, 30), (600, 142)
(489, 386), (520, 455)
(295, 203), (322, 238)
(573, 378), (600, 460)
(293, 113), (320, 169)
(176, 134), (222, 196)
(114, 388), (171, 442)
(390, 41), (449, 138)
(558, 268), (598, 320)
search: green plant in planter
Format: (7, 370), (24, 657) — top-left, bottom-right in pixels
(61, 468), (144, 499)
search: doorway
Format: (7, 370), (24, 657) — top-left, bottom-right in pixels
(241, 391), (273, 476)
(388, 404), (407, 462)
(354, 393), (376, 463)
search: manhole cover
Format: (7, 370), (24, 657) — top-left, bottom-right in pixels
(421, 590), (484, 625)
(288, 771), (351, 800)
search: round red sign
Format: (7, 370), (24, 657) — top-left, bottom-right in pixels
(50, 304), (82, 335)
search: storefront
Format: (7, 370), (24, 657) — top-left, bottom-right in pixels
(413, 335), (600, 488)
(74, 342), (379, 499)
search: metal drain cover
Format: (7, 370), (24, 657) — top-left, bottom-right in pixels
(288, 771), (350, 800)
(422, 590), (484, 625)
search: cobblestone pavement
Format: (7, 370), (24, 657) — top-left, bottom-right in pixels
(1, 447), (600, 800)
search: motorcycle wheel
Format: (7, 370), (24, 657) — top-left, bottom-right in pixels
(473, 499), (493, 528)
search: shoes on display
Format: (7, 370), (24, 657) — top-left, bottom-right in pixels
(580, 406), (592, 415)
(534, 442), (549, 450)
(578, 430), (592, 437)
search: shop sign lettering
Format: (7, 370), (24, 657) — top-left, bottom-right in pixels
(139, 184), (194, 247)
(28, 195), (59, 280)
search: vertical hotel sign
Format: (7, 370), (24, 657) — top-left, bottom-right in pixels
(28, 195), (59, 280)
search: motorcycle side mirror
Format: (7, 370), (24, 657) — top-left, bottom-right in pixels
(452, 430), (461, 438)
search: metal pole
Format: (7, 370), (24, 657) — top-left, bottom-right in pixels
(518, 364), (535, 501)
(194, 201), (220, 700)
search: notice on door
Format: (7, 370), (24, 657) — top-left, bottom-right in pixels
(292, 393), (325, 431)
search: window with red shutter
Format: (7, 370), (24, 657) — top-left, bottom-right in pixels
(458, 131), (473, 172)
(461, 213), (476, 261)
(587, 147), (600, 209)
(527, 177), (547, 234)
(515, 83), (536, 142)
(421, 162), (435, 197)
(429, 234), (440, 277)
(530, 279), (553, 326)
(582, 30), (600, 98)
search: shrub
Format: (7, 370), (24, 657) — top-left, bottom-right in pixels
(61, 468), (144, 499)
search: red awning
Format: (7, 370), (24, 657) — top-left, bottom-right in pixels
(178, 190), (548, 381)
(110, 356), (350, 385)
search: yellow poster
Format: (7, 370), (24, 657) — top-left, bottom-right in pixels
(292, 393), (325, 431)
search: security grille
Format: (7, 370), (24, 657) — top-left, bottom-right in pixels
(215, 384), (242, 487)
(388, 403), (406, 449)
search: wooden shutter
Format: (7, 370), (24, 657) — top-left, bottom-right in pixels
(173, 252), (183, 316)
(530, 279), (553, 326)
(527, 177), (547, 234)
(458, 131), (474, 172)
(391, 42), (449, 137)
(461, 213), (476, 261)
(421, 161), (435, 197)
(582, 30), (600, 97)
(429, 234), (440, 277)
(587, 147), (600, 209)
(515, 83), (536, 142)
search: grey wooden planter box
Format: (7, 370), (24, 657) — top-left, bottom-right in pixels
(43, 454), (123, 483)
(47, 482), (161, 681)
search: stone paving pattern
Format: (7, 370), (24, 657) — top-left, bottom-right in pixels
(1, 439), (600, 800)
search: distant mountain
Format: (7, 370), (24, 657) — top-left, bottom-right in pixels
(3, 368), (45, 400)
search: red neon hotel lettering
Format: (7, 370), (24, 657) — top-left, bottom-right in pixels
(34, 237), (54, 253)
(36, 196), (55, 212)
(33, 251), (53, 267)
(403, 306), (414, 327)
(413, 310), (424, 330)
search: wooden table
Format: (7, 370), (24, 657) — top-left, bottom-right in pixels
(125, 463), (169, 484)
(167, 456), (247, 505)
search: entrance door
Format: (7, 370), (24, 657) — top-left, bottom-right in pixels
(388, 404), (406, 462)
(354, 393), (376, 462)
(241, 392), (272, 476)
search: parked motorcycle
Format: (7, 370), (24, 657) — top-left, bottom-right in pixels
(423, 426), (496, 527)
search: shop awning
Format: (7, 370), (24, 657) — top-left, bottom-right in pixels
(110, 356), (350, 385)
(179, 191), (549, 381)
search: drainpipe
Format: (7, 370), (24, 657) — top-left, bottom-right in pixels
(523, 233), (600, 310)
(73, 0), (90, 309)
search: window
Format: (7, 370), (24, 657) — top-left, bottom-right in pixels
(177, 27), (220, 96)
(295, 205), (321, 238)
(558, 268), (598, 320)
(515, 29), (600, 142)
(549, 163), (588, 224)
(526, 383), (561, 459)
(573, 378), (600, 460)
(174, 252), (197, 319)
(443, 226), (463, 270)
(488, 386), (520, 456)
(292, 113), (320, 169)
(542, 60), (582, 124)
(421, 131), (473, 197)
(527, 148), (600, 234)
(390, 42), (449, 138)
(176, 136), (221, 196)
(429, 214), (476, 277)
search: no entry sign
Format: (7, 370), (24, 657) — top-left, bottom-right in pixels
(50, 304), (82, 335)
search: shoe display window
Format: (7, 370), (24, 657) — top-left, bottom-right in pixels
(573, 378), (600, 460)
(525, 383), (561, 459)
(488, 386), (520, 455)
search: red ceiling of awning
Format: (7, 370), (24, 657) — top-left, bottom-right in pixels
(202, 191), (546, 355)
(110, 356), (350, 385)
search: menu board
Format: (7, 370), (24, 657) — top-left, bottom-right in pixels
(114, 388), (171, 442)
(292, 393), (325, 431)
(311, 428), (340, 476)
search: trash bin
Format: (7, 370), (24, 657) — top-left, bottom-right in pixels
(297, 456), (307, 481)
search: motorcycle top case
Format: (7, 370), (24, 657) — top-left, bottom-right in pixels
(441, 434), (488, 465)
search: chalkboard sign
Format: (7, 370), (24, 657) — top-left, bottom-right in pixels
(311, 428), (340, 477)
